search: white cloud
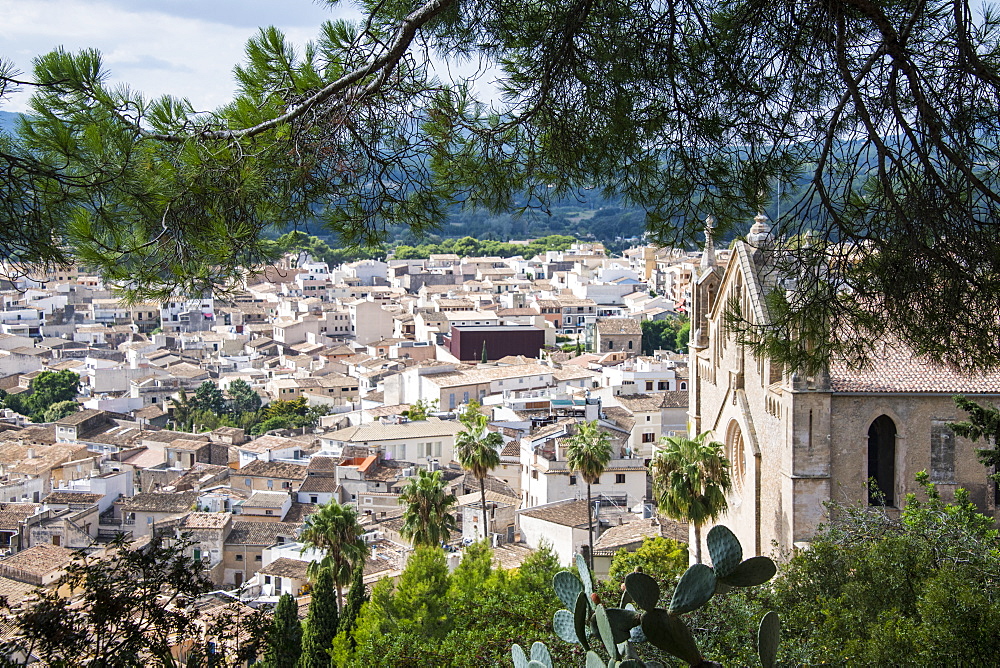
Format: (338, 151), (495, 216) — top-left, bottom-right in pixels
(0, 0), (349, 112)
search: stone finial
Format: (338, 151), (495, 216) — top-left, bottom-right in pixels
(748, 211), (773, 247)
(700, 215), (717, 270)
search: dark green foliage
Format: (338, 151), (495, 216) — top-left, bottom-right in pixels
(397, 469), (458, 547)
(640, 316), (689, 356)
(344, 544), (568, 666)
(0, 535), (212, 666)
(20, 370), (80, 422)
(41, 400), (79, 423)
(192, 381), (227, 415)
(261, 593), (302, 668)
(299, 501), (369, 609)
(337, 563), (367, 644)
(298, 567), (338, 668)
(392, 234), (577, 260)
(949, 395), (1000, 480)
(769, 474), (1000, 665)
(227, 378), (262, 415)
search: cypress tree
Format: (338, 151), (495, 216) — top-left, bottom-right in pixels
(298, 567), (338, 668)
(337, 564), (368, 646)
(261, 593), (302, 668)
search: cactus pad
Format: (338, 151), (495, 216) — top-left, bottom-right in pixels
(530, 641), (552, 668)
(595, 604), (619, 660)
(554, 609), (580, 643)
(576, 553), (594, 595)
(758, 611), (780, 668)
(586, 652), (605, 668)
(719, 556), (777, 587)
(669, 563), (717, 614)
(511, 643), (528, 668)
(526, 662), (546, 668)
(641, 608), (702, 666)
(618, 661), (645, 668)
(624, 571), (660, 611)
(554, 570), (585, 609)
(575, 591), (591, 649)
(707, 525), (742, 578)
(605, 607), (641, 643)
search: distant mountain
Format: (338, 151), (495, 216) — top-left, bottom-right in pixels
(0, 110), (23, 134)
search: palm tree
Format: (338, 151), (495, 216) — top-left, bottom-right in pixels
(565, 420), (614, 569)
(650, 431), (732, 563)
(398, 469), (458, 547)
(455, 420), (502, 539)
(299, 501), (369, 607)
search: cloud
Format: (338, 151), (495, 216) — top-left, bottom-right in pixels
(0, 0), (352, 112)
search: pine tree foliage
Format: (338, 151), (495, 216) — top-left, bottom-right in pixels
(3, 0), (1000, 368)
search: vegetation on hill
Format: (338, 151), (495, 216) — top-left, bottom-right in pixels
(0, 369), (80, 423)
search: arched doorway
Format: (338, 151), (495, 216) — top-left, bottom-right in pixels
(867, 415), (897, 505)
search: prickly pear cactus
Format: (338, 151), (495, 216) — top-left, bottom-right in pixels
(706, 525), (742, 578)
(669, 563), (716, 615)
(517, 527), (782, 667)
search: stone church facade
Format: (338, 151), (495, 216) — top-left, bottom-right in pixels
(689, 214), (1000, 558)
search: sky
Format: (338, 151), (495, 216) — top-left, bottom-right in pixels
(0, 0), (357, 113)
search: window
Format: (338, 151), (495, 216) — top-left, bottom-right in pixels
(569, 475), (577, 486)
(646, 381), (654, 391)
(616, 474), (626, 484)
(642, 433), (656, 443)
(658, 381), (667, 390)
(265, 509), (273, 516)
(310, 495), (318, 504)
(531, 470), (538, 480)
(628, 340), (633, 349)
(281, 481), (291, 489)
(264, 575), (271, 584)
(235, 554), (243, 562)
(255, 555), (262, 562)
(607, 341), (613, 350)
(266, 480), (273, 489)
(245, 478), (252, 487)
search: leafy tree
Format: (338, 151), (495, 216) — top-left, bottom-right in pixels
(169, 389), (195, 432)
(191, 381), (227, 415)
(299, 501), (369, 608)
(298, 566), (338, 668)
(454, 421), (502, 539)
(650, 432), (732, 563)
(260, 592), (302, 668)
(0, 535), (213, 666)
(606, 536), (689, 588)
(398, 469), (458, 547)
(227, 378), (262, 415)
(41, 400), (79, 423)
(26, 369), (80, 420)
(402, 398), (437, 421)
(565, 420), (614, 569)
(948, 395), (1000, 481)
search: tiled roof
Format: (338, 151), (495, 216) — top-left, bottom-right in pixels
(298, 476), (338, 494)
(122, 491), (199, 513)
(225, 521), (301, 546)
(500, 440), (520, 457)
(596, 318), (642, 335)
(182, 512), (232, 529)
(0, 543), (75, 577)
(325, 417), (464, 443)
(615, 394), (664, 413)
(43, 492), (102, 506)
(519, 498), (591, 528)
(592, 517), (689, 555)
(259, 557), (310, 580)
(828, 348), (1000, 394)
(0, 503), (41, 531)
(242, 491), (290, 509)
(239, 459), (307, 480)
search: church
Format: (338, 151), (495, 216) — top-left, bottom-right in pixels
(688, 214), (1000, 557)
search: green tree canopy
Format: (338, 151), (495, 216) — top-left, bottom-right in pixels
(191, 380), (227, 415)
(565, 420), (614, 569)
(300, 501), (369, 608)
(25, 369), (80, 420)
(398, 469), (458, 547)
(650, 432), (732, 563)
(227, 378), (263, 415)
(4, 0), (1000, 371)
